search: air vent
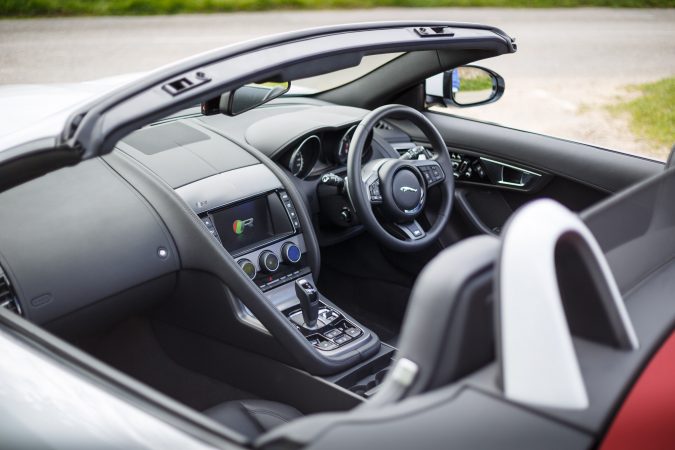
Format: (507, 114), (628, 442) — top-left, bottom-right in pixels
(0, 269), (22, 316)
(375, 121), (393, 131)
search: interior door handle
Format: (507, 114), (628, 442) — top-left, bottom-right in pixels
(480, 157), (541, 190)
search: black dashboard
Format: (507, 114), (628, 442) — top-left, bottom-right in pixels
(0, 98), (545, 338)
(0, 101), (390, 366)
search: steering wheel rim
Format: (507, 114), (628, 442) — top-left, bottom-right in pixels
(347, 104), (455, 252)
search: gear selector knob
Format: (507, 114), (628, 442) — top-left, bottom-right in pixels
(295, 279), (319, 328)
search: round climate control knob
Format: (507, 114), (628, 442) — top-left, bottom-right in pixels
(237, 259), (256, 280)
(281, 242), (302, 264)
(259, 250), (280, 273)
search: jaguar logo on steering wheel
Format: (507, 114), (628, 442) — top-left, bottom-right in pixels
(400, 186), (418, 193)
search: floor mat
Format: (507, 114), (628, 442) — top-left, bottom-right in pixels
(80, 317), (256, 411)
(318, 266), (407, 347)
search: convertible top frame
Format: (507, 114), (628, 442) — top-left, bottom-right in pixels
(66, 21), (515, 159)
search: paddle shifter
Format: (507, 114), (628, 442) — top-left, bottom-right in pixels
(295, 279), (319, 328)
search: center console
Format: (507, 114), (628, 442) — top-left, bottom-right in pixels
(116, 121), (389, 407)
(175, 164), (368, 357)
(200, 190), (310, 292)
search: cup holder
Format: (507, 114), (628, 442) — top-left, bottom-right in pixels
(349, 368), (390, 397)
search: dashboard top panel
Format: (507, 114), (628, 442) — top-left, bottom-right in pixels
(116, 120), (259, 189)
(242, 105), (369, 158)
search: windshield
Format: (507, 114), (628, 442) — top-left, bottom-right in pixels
(290, 53), (403, 94)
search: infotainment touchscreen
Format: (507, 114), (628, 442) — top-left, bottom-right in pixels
(211, 193), (293, 253)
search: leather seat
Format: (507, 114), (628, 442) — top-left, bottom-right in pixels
(204, 399), (303, 440)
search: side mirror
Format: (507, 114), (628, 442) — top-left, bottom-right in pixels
(426, 65), (504, 108)
(201, 81), (290, 116)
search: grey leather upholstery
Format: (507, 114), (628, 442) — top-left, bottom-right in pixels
(204, 400), (303, 440)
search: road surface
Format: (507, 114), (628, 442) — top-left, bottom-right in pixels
(1, 8), (674, 158)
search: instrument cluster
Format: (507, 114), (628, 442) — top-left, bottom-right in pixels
(283, 124), (372, 179)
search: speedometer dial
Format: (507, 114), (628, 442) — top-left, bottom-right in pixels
(336, 125), (357, 165)
(336, 125), (372, 165)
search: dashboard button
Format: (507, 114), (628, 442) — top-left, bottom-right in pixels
(344, 327), (362, 338)
(317, 340), (338, 351)
(237, 259), (256, 279)
(259, 250), (280, 273)
(324, 329), (342, 339)
(281, 242), (302, 264)
(334, 335), (352, 345)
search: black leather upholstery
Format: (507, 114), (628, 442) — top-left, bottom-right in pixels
(204, 399), (303, 440)
(365, 235), (500, 408)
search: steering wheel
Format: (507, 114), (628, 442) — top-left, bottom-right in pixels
(347, 104), (454, 252)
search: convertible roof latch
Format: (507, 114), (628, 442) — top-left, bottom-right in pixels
(414, 26), (455, 38)
(162, 70), (211, 96)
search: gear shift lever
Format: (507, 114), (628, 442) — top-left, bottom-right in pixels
(295, 279), (319, 327)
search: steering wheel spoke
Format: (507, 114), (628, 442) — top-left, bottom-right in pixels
(411, 159), (446, 188)
(393, 221), (426, 241)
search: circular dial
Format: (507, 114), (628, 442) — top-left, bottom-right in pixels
(289, 148), (305, 176)
(259, 250), (280, 273)
(288, 135), (320, 178)
(336, 125), (372, 165)
(281, 242), (302, 264)
(237, 258), (257, 279)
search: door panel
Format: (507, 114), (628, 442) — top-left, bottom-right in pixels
(391, 112), (663, 236)
(423, 112), (662, 193)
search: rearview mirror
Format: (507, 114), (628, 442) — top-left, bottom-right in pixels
(201, 81), (290, 116)
(426, 65), (504, 108)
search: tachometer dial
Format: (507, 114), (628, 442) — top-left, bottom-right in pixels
(287, 135), (320, 178)
(289, 147), (305, 176)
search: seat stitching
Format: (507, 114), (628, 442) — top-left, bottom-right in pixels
(246, 408), (292, 423)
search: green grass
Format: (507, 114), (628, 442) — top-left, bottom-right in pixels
(610, 77), (675, 149)
(460, 76), (493, 91)
(1, 0), (674, 17)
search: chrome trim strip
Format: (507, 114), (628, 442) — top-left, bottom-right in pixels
(479, 156), (542, 176)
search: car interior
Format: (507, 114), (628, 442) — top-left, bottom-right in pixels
(0, 23), (673, 448)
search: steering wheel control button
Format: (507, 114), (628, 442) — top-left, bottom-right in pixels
(237, 259), (257, 279)
(368, 180), (382, 202)
(281, 242), (302, 264)
(407, 222), (423, 237)
(259, 250), (280, 273)
(417, 164), (445, 186)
